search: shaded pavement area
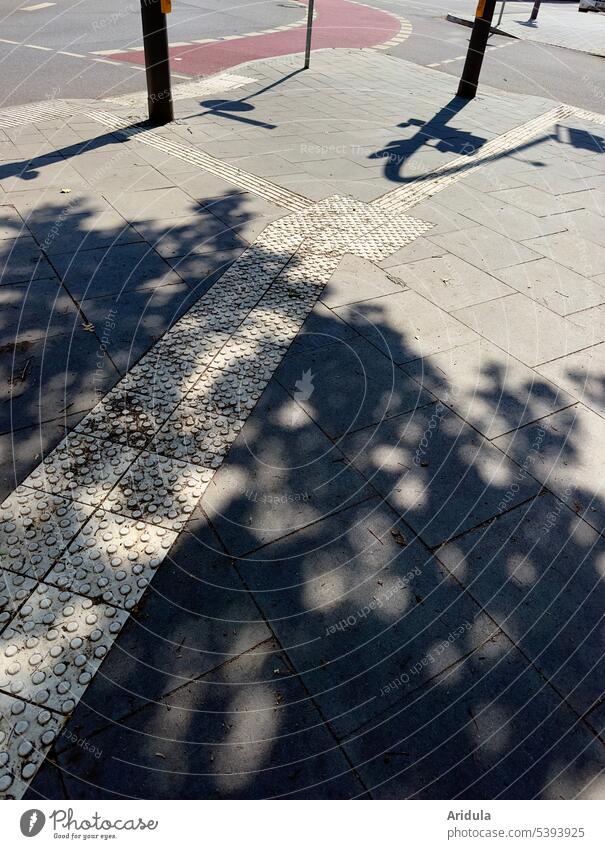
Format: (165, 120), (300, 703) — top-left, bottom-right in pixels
(0, 51), (603, 799)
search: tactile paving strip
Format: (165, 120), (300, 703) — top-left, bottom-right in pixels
(76, 388), (176, 450)
(0, 583), (128, 713)
(0, 693), (64, 798)
(25, 433), (138, 507)
(46, 511), (177, 610)
(0, 571), (37, 630)
(0, 488), (94, 580)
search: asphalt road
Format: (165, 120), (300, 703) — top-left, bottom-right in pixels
(0, 0), (603, 112)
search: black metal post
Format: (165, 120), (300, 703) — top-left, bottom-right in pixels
(304, 0), (315, 69)
(140, 0), (174, 124)
(530, 0), (542, 22)
(457, 0), (497, 100)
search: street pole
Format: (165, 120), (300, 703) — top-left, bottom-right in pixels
(530, 0), (542, 22)
(457, 0), (497, 100)
(304, 0), (315, 69)
(140, 0), (174, 125)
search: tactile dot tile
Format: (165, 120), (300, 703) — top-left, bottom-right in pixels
(103, 451), (213, 531)
(76, 388), (175, 449)
(25, 433), (137, 507)
(0, 571), (37, 630)
(46, 511), (177, 610)
(185, 367), (270, 420)
(208, 339), (286, 377)
(237, 308), (306, 347)
(152, 326), (231, 364)
(0, 692), (64, 799)
(0, 487), (94, 580)
(0, 583), (128, 713)
(152, 404), (241, 469)
(118, 355), (209, 406)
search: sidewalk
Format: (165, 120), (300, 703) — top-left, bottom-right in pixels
(1, 48), (605, 799)
(448, 1), (605, 57)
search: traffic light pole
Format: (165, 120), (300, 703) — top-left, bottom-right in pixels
(457, 0), (497, 100)
(140, 0), (174, 124)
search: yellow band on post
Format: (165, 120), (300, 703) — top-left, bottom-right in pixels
(160, 0), (171, 13)
(476, 0), (487, 15)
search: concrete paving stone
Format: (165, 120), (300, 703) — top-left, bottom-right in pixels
(287, 302), (360, 356)
(0, 205), (28, 240)
(0, 485), (94, 580)
(4, 189), (144, 256)
(106, 187), (203, 224)
(22, 758), (66, 801)
(0, 412), (83, 503)
(524, 231), (605, 278)
(52, 242), (183, 301)
(403, 339), (575, 439)
(25, 431), (137, 507)
(492, 185), (587, 218)
(52, 641), (363, 799)
(170, 170), (246, 204)
(132, 213), (247, 259)
(0, 281), (81, 346)
(166, 247), (247, 291)
(536, 343), (605, 417)
(549, 208), (605, 250)
(199, 381), (373, 556)
(339, 405), (540, 548)
(46, 510), (177, 611)
(0, 331), (120, 436)
(494, 404), (605, 536)
(232, 153), (302, 180)
(437, 493), (605, 716)
(0, 581), (128, 714)
(378, 237), (448, 269)
(342, 632), (605, 799)
(47, 521), (271, 740)
(0, 692), (65, 800)
(452, 293), (590, 367)
(103, 450), (214, 532)
(239, 497), (492, 738)
(508, 166), (596, 197)
(334, 290), (478, 365)
(76, 281), (195, 374)
(75, 387), (174, 451)
(0, 235), (55, 285)
(430, 226), (541, 273)
(0, 159), (89, 193)
(320, 254), (405, 308)
(570, 303), (605, 344)
(389, 254), (513, 313)
(494, 257), (605, 316)
(202, 193), (286, 244)
(275, 334), (431, 440)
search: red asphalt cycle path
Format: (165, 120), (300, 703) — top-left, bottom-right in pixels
(107, 0), (401, 77)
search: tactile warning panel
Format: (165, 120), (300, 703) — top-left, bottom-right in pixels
(0, 571), (37, 630)
(76, 388), (175, 450)
(102, 451), (214, 531)
(0, 692), (64, 799)
(26, 433), (137, 507)
(0, 488), (94, 580)
(0, 583), (128, 714)
(46, 512), (177, 610)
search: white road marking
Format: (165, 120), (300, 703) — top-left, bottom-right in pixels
(20, 2), (55, 10)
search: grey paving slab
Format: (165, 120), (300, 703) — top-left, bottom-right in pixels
(0, 235), (56, 285)
(52, 242), (183, 301)
(536, 343), (605, 418)
(0, 204), (28, 240)
(51, 641), (363, 799)
(389, 254), (513, 313)
(334, 290), (478, 365)
(106, 186), (202, 224)
(170, 170), (246, 204)
(198, 382), (373, 556)
(492, 185), (587, 218)
(275, 334), (432, 440)
(438, 493), (605, 717)
(452, 293), (590, 367)
(569, 303), (605, 345)
(494, 257), (605, 317)
(287, 302), (360, 357)
(203, 193), (286, 244)
(430, 226), (541, 273)
(0, 158), (89, 193)
(403, 339), (575, 440)
(0, 281), (80, 346)
(524, 231), (605, 278)
(550, 209), (605, 251)
(239, 497), (491, 738)
(166, 248), (246, 291)
(320, 255), (405, 309)
(494, 404), (605, 536)
(132, 213), (247, 260)
(339, 405), (540, 548)
(378, 236), (448, 270)
(0, 331), (119, 436)
(394, 200), (479, 238)
(342, 632), (605, 799)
